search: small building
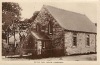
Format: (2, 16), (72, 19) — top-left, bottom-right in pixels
(22, 5), (96, 57)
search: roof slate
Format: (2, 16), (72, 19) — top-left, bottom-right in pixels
(44, 5), (96, 33)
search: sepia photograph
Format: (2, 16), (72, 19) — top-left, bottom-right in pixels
(1, 0), (97, 62)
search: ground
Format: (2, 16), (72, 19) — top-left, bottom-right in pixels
(2, 54), (96, 61)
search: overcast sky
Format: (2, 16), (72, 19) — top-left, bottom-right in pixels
(18, 2), (97, 23)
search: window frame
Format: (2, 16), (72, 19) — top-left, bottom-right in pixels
(36, 23), (41, 32)
(73, 33), (77, 47)
(48, 22), (53, 35)
(42, 41), (46, 49)
(86, 34), (90, 46)
(36, 24), (39, 31)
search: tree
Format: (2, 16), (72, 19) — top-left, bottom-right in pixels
(2, 2), (22, 30)
(2, 2), (22, 18)
(2, 2), (22, 45)
(2, 2), (22, 40)
(29, 11), (39, 23)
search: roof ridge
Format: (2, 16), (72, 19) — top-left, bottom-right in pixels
(44, 5), (85, 16)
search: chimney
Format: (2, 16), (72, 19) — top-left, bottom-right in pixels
(95, 23), (97, 26)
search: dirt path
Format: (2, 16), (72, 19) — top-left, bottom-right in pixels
(2, 54), (97, 61)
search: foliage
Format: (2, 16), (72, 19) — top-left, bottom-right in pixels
(2, 2), (22, 17)
(2, 2), (22, 30)
(29, 11), (39, 23)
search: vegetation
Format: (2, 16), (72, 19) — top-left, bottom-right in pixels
(2, 2), (22, 56)
(2, 2), (22, 30)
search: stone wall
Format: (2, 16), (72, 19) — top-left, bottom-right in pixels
(64, 31), (96, 55)
(31, 6), (97, 56)
(32, 6), (64, 56)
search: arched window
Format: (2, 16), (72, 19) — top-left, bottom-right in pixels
(86, 34), (90, 46)
(36, 24), (38, 31)
(48, 22), (53, 34)
(36, 24), (40, 32)
(73, 32), (77, 46)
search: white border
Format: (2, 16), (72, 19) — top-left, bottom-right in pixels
(0, 0), (100, 65)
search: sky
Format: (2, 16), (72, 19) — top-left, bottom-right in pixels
(18, 2), (97, 23)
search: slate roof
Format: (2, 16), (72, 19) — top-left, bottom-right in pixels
(44, 5), (96, 33)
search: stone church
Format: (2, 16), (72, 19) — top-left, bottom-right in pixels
(22, 5), (96, 57)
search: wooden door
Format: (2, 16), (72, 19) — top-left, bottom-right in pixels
(41, 40), (52, 57)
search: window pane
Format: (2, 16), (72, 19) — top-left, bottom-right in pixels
(73, 33), (77, 46)
(86, 34), (90, 46)
(73, 37), (77, 46)
(48, 23), (53, 34)
(42, 41), (45, 49)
